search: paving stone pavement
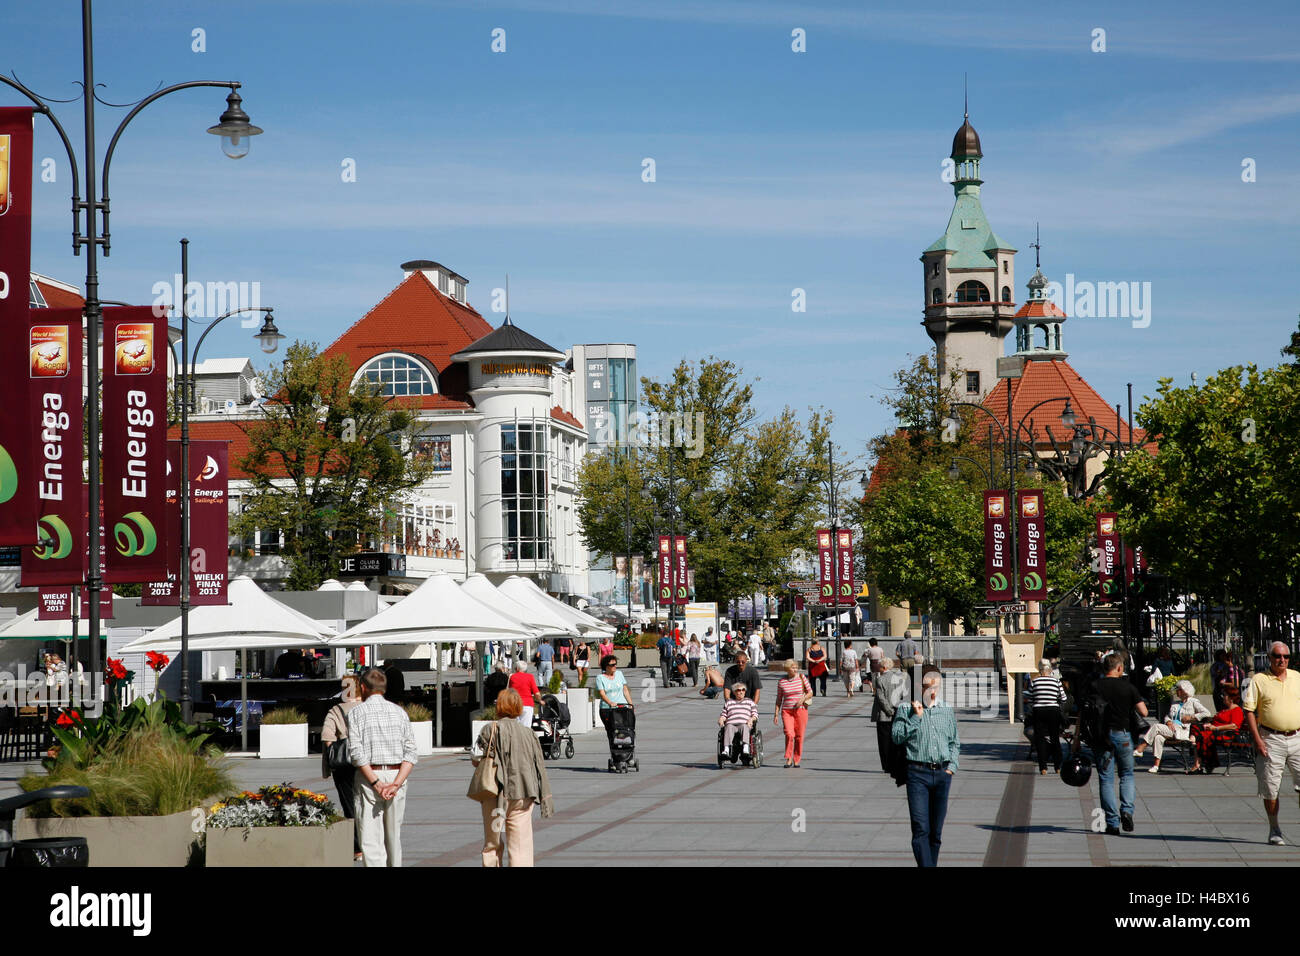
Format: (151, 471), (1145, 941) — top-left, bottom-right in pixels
(5, 669), (1300, 866)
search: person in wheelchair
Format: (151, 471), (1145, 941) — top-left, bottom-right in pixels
(719, 682), (759, 756)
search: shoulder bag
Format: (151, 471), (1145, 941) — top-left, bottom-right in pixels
(467, 722), (503, 802)
(326, 705), (352, 772)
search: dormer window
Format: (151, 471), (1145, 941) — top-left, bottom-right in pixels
(356, 353), (437, 396)
(956, 280), (990, 303)
(438, 271), (449, 294)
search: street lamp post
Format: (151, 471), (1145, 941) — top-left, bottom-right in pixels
(174, 239), (283, 720)
(1, 0), (261, 691)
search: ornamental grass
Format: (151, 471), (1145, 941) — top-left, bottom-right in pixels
(260, 706), (308, 725)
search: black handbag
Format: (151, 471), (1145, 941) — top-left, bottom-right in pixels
(327, 738), (352, 772)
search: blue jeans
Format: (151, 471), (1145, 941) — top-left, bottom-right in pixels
(1096, 729), (1135, 828)
(905, 764), (952, 867)
(538, 661), (553, 686)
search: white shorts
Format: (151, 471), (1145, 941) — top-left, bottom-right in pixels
(1256, 728), (1300, 800)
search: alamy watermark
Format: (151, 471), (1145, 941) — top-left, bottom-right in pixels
(591, 409), (705, 458)
(1, 665), (107, 718)
(151, 274), (264, 326)
(1045, 274), (1151, 329)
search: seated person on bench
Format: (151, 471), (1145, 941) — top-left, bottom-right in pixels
(719, 682), (758, 751)
(1188, 685), (1244, 774)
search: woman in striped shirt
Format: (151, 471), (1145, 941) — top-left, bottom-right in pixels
(775, 659), (814, 768)
(1025, 659), (1067, 774)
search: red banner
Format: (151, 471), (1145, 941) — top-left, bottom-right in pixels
(0, 108), (37, 547)
(189, 440), (229, 605)
(835, 529), (854, 602)
(37, 587), (113, 621)
(102, 308), (168, 583)
(20, 310), (85, 587)
(1017, 490), (1047, 600)
(984, 491), (1013, 601)
(817, 529), (834, 604)
(672, 536), (689, 605)
(1097, 513), (1120, 603)
(144, 440), (229, 605)
(657, 534), (672, 605)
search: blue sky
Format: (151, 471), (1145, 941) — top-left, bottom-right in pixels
(10, 0), (1300, 459)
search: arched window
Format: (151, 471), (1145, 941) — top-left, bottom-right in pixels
(1001, 286), (1011, 302)
(356, 353), (437, 397)
(931, 288), (943, 305)
(955, 280), (990, 303)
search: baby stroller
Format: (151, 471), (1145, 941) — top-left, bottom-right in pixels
(717, 720), (763, 768)
(604, 704), (639, 773)
(534, 693), (575, 760)
(669, 652), (689, 688)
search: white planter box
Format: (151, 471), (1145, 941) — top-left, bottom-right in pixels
(564, 688), (592, 734)
(412, 721), (434, 756)
(470, 719), (493, 757)
(259, 723), (308, 759)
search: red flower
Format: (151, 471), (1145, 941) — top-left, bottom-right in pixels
(55, 709), (80, 727)
(105, 658), (127, 680)
(145, 651), (170, 672)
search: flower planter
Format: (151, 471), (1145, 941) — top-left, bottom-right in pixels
(259, 723), (308, 759)
(205, 820), (352, 867)
(412, 720), (434, 756)
(16, 809), (198, 867)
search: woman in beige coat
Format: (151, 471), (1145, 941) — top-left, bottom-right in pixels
(321, 674), (362, 860)
(472, 688), (555, 867)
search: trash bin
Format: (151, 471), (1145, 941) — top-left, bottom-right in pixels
(9, 837), (89, 867)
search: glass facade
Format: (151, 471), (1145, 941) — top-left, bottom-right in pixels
(501, 422), (549, 561)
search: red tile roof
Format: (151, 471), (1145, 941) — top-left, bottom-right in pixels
(321, 270), (492, 410)
(1012, 299), (1067, 319)
(550, 405), (584, 430)
(981, 358), (1151, 449)
(35, 277), (85, 309)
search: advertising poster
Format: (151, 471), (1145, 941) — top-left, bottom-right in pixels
(984, 491), (1013, 602)
(835, 529), (854, 601)
(0, 108), (36, 546)
(817, 529), (833, 604)
(657, 534), (672, 605)
(1096, 513), (1120, 603)
(103, 308), (168, 584)
(673, 536), (689, 605)
(1017, 490), (1047, 600)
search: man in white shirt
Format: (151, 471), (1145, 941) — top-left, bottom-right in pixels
(347, 668), (418, 867)
(702, 627), (718, 666)
(747, 629), (765, 666)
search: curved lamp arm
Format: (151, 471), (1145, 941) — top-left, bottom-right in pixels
(951, 400), (1007, 445)
(190, 305), (272, 369)
(100, 80), (240, 255)
(0, 75), (83, 251)
(948, 455), (992, 489)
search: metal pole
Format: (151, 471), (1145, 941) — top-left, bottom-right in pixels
(829, 439), (840, 667)
(435, 638), (442, 747)
(1007, 369), (1019, 635)
(83, 0), (104, 688)
(179, 239), (192, 721)
(239, 646), (247, 752)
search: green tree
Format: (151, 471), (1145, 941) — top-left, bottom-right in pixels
(233, 341), (434, 589)
(576, 357), (829, 609)
(1107, 350), (1300, 632)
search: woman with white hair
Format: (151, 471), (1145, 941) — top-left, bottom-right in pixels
(1134, 679), (1211, 773)
(507, 658), (542, 728)
(1025, 659), (1067, 775)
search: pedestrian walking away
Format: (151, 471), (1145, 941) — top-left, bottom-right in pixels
(872, 657), (909, 781)
(1025, 659), (1067, 775)
(840, 641), (860, 697)
(775, 659), (813, 767)
(866, 638), (884, 680)
(535, 638), (555, 688)
(896, 635), (920, 697)
(321, 673), (363, 861)
(509, 659), (542, 727)
(658, 629), (678, 688)
(892, 671), (960, 867)
(1093, 652), (1149, 835)
(346, 668), (418, 867)
(471, 688), (556, 867)
(806, 637), (828, 697)
(1242, 641), (1300, 845)
(686, 634), (703, 685)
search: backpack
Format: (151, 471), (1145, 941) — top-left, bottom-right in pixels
(1078, 690), (1113, 754)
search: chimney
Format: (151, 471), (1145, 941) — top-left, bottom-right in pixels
(401, 259), (469, 304)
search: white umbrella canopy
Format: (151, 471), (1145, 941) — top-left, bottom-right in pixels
(498, 576), (616, 637)
(0, 607), (110, 641)
(116, 576), (336, 654)
(329, 572), (535, 648)
(459, 573), (577, 637)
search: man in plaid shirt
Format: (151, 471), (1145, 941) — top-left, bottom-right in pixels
(347, 668), (418, 866)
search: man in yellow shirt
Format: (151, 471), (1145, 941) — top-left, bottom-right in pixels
(1242, 642), (1300, 846)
